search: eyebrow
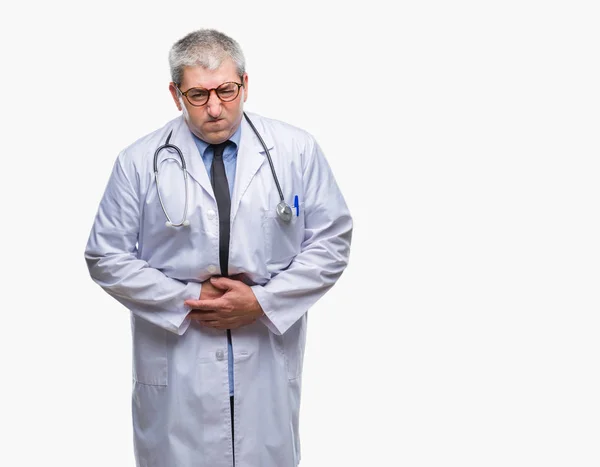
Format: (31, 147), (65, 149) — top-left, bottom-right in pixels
(188, 81), (237, 88)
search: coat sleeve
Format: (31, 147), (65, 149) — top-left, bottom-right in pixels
(84, 152), (201, 335)
(251, 136), (353, 335)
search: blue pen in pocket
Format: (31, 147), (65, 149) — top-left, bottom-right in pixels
(293, 195), (299, 216)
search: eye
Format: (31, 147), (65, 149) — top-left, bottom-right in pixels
(188, 89), (208, 99)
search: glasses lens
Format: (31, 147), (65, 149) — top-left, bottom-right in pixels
(217, 83), (240, 102)
(186, 88), (209, 106)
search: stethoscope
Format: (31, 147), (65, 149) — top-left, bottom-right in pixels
(153, 112), (293, 227)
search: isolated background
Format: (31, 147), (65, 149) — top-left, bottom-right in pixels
(1, 1), (599, 466)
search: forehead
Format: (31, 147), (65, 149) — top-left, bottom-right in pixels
(181, 59), (240, 88)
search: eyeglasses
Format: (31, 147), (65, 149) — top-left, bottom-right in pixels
(178, 81), (244, 107)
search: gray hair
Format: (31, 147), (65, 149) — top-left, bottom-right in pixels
(169, 29), (246, 86)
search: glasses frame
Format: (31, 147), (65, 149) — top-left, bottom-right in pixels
(178, 81), (244, 107)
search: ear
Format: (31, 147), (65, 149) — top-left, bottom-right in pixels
(169, 82), (183, 111)
(242, 73), (248, 103)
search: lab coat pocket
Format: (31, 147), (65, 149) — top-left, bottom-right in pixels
(262, 202), (305, 268)
(132, 316), (168, 386)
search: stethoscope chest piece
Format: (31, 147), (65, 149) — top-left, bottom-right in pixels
(277, 202), (293, 223)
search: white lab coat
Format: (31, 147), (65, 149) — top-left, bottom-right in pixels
(85, 112), (352, 467)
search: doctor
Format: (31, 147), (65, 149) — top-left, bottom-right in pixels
(85, 29), (352, 467)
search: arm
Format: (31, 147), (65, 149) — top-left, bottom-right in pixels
(252, 136), (353, 335)
(84, 153), (200, 335)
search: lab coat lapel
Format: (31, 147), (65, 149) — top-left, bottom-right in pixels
(169, 116), (215, 200)
(231, 115), (273, 223)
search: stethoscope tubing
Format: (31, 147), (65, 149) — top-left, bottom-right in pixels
(243, 112), (285, 203)
(153, 112), (290, 227)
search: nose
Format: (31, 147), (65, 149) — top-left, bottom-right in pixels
(206, 90), (222, 118)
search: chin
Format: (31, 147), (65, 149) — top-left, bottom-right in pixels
(206, 130), (231, 144)
(208, 124), (232, 137)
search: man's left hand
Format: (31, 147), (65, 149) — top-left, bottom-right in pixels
(184, 277), (264, 330)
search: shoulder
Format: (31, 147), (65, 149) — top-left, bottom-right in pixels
(244, 112), (317, 154)
(245, 112), (313, 140)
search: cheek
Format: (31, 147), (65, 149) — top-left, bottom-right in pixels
(185, 107), (206, 122)
(224, 100), (243, 117)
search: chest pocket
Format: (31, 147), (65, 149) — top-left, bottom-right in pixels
(262, 202), (305, 269)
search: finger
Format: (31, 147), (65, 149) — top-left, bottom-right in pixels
(218, 316), (256, 330)
(189, 311), (219, 321)
(202, 322), (229, 330)
(209, 276), (238, 291)
(201, 282), (220, 293)
(199, 320), (220, 328)
(227, 318), (256, 329)
(199, 316), (256, 330)
(199, 319), (231, 330)
(185, 298), (226, 310)
(226, 320), (245, 330)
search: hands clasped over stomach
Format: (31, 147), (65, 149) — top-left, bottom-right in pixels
(184, 276), (264, 330)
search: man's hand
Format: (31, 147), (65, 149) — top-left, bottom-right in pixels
(199, 278), (226, 301)
(185, 277), (264, 330)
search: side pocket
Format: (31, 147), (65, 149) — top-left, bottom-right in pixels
(132, 315), (168, 386)
(281, 315), (308, 381)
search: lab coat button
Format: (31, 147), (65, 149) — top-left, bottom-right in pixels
(207, 209), (216, 220)
(207, 265), (218, 274)
(216, 350), (224, 361)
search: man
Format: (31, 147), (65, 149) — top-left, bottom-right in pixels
(85, 29), (352, 467)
